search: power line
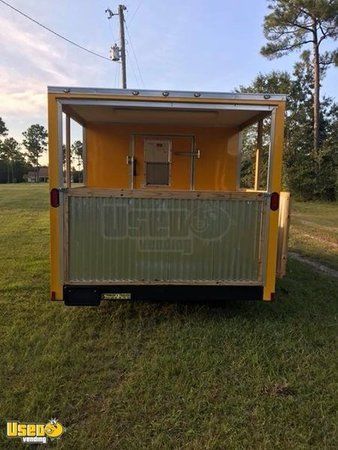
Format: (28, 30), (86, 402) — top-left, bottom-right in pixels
(126, 48), (140, 88)
(0, 0), (111, 62)
(114, 62), (119, 87)
(125, 21), (145, 87)
(128, 0), (144, 25)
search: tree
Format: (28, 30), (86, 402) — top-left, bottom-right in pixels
(287, 51), (337, 200)
(236, 71), (293, 189)
(22, 124), (48, 182)
(1, 137), (22, 183)
(0, 117), (8, 159)
(62, 144), (66, 166)
(0, 117), (8, 138)
(261, 0), (338, 152)
(71, 140), (83, 167)
(71, 140), (83, 183)
(237, 61), (337, 200)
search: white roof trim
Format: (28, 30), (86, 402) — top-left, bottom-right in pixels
(48, 86), (287, 102)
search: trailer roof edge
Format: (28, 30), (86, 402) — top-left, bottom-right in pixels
(47, 86), (287, 101)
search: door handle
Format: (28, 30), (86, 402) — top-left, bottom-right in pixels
(126, 156), (137, 176)
(174, 150), (200, 158)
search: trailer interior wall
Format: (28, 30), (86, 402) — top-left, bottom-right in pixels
(86, 123), (239, 190)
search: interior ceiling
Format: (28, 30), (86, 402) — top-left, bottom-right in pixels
(66, 104), (269, 128)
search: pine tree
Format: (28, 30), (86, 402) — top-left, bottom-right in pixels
(0, 118), (8, 159)
(236, 71), (293, 189)
(0, 117), (8, 138)
(287, 51), (337, 200)
(261, 0), (338, 152)
(71, 140), (84, 183)
(22, 124), (48, 182)
(1, 137), (22, 183)
(237, 58), (337, 200)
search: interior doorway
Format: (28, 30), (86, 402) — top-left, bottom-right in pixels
(131, 135), (196, 190)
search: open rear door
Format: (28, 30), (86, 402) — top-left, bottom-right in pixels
(276, 192), (291, 278)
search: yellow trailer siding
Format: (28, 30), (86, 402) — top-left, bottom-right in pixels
(263, 104), (285, 301)
(86, 123), (239, 191)
(48, 95), (63, 300)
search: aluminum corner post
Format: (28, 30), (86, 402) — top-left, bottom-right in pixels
(264, 102), (286, 301)
(48, 98), (65, 300)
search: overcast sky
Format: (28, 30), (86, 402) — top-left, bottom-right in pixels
(1, 0), (337, 147)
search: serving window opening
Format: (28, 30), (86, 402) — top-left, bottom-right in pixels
(239, 115), (273, 192)
(59, 100), (278, 193)
(61, 113), (86, 188)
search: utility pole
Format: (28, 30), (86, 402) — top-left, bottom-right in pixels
(118, 5), (127, 89)
(106, 4), (127, 89)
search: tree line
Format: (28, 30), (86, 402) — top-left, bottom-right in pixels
(239, 0), (337, 201)
(0, 120), (49, 183)
(0, 119), (83, 183)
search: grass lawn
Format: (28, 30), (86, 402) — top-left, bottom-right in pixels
(291, 200), (338, 271)
(0, 184), (337, 449)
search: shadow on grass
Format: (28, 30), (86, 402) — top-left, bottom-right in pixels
(60, 259), (338, 334)
(11, 257), (332, 349)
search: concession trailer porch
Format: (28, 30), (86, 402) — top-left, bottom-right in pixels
(48, 87), (290, 305)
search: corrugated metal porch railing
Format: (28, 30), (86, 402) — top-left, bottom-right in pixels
(64, 190), (268, 285)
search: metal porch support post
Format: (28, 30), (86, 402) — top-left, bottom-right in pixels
(236, 130), (243, 190)
(263, 103), (285, 301)
(66, 115), (71, 188)
(82, 126), (87, 185)
(49, 98), (64, 300)
(254, 119), (263, 191)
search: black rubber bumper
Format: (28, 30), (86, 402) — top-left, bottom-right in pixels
(63, 285), (264, 306)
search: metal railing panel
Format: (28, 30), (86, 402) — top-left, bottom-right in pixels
(67, 195), (267, 284)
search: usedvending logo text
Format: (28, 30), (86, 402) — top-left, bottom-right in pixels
(7, 418), (64, 444)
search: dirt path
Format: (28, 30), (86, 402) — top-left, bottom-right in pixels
(292, 217), (337, 231)
(300, 233), (338, 248)
(289, 252), (338, 279)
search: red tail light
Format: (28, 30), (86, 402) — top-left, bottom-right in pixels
(270, 192), (280, 211)
(50, 188), (60, 208)
(51, 291), (56, 301)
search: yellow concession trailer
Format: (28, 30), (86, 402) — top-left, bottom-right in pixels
(48, 87), (290, 306)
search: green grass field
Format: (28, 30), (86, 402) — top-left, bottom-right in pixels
(0, 184), (337, 449)
(290, 200), (338, 271)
